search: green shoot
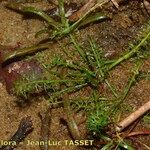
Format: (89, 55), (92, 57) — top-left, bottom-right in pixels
(108, 21), (150, 71)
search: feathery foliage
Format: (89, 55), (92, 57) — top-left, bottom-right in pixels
(5, 0), (150, 148)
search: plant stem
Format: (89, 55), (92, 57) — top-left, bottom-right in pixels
(90, 39), (118, 97)
(54, 0), (109, 38)
(19, 79), (84, 86)
(63, 93), (81, 140)
(58, 0), (68, 27)
(70, 34), (87, 62)
(108, 30), (150, 71)
(51, 83), (88, 98)
(105, 79), (118, 98)
(110, 61), (142, 115)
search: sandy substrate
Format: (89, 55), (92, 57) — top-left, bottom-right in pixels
(0, 0), (150, 150)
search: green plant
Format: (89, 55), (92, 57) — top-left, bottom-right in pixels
(107, 20), (150, 71)
(5, 0), (150, 148)
(143, 112), (150, 124)
(12, 28), (148, 137)
(87, 105), (109, 134)
(4, 0), (108, 63)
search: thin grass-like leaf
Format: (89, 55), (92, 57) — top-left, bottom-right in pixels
(35, 28), (51, 38)
(22, 6), (61, 29)
(58, 0), (67, 27)
(6, 4), (60, 29)
(78, 12), (108, 28)
(101, 141), (114, 150)
(118, 141), (135, 150)
(2, 42), (50, 63)
(54, 0), (109, 37)
(108, 21), (150, 71)
(89, 39), (118, 97)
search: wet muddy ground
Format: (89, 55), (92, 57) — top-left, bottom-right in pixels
(0, 0), (150, 150)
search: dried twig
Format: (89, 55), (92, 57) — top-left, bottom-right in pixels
(116, 100), (150, 132)
(38, 107), (52, 150)
(143, 0), (150, 14)
(111, 0), (119, 8)
(69, 0), (128, 21)
(0, 116), (33, 150)
(126, 130), (150, 137)
(69, 0), (97, 21)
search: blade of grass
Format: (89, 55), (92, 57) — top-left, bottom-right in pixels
(22, 6), (61, 29)
(70, 34), (87, 62)
(58, 0), (68, 27)
(6, 4), (60, 29)
(108, 29), (150, 71)
(53, 0), (109, 38)
(89, 39), (118, 97)
(110, 61), (142, 115)
(78, 12), (108, 28)
(1, 42), (51, 63)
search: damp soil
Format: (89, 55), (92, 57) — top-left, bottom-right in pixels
(0, 0), (150, 150)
